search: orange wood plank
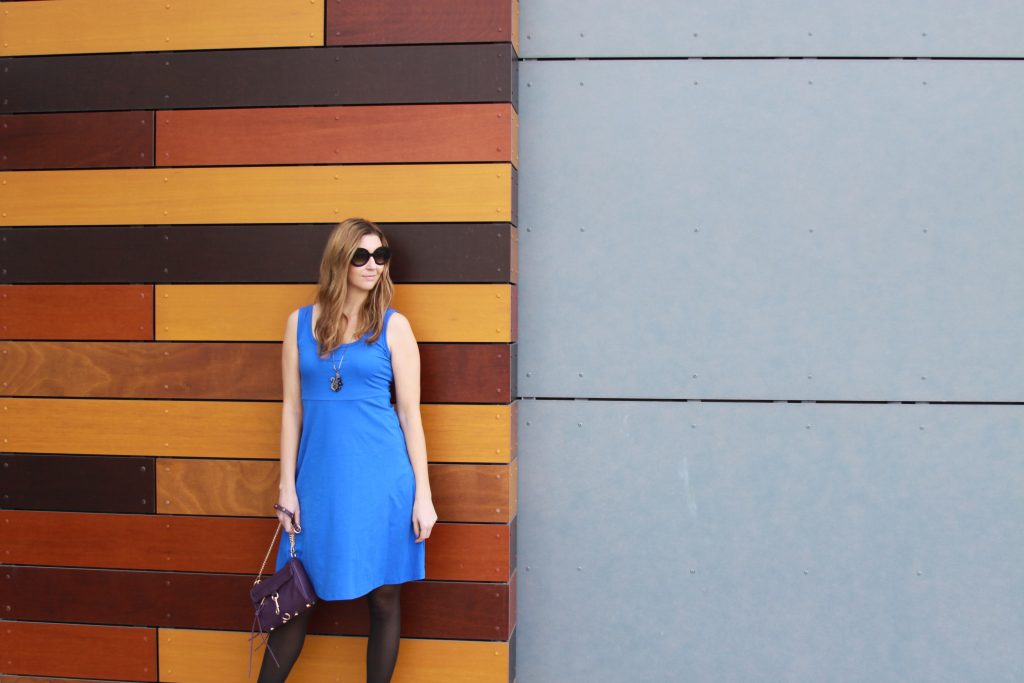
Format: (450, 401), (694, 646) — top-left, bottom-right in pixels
(157, 104), (516, 167)
(1, 511), (511, 581)
(0, 164), (513, 226)
(159, 628), (509, 683)
(0, 285), (152, 340)
(0, 0), (324, 57)
(0, 398), (513, 463)
(156, 458), (515, 522)
(2, 622), (156, 682)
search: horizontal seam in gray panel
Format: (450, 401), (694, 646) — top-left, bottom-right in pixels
(518, 56), (1024, 61)
(518, 396), (1024, 405)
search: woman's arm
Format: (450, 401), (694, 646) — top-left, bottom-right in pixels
(389, 311), (438, 542)
(277, 308), (303, 532)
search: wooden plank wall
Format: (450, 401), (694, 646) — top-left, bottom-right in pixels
(0, 1), (519, 681)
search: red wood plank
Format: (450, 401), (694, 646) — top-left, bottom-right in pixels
(1, 511), (511, 581)
(0, 112), (153, 170)
(2, 622), (157, 682)
(0, 285), (153, 340)
(329, 0), (514, 46)
(1, 566), (513, 640)
(157, 104), (514, 166)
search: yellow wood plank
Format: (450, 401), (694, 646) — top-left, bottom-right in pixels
(155, 284), (514, 342)
(421, 404), (513, 463)
(157, 458), (516, 521)
(0, 164), (512, 225)
(0, 399), (512, 462)
(158, 628), (508, 683)
(0, 0), (323, 57)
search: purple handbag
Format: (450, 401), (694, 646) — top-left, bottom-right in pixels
(248, 504), (317, 674)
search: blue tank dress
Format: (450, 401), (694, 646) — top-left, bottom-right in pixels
(273, 304), (426, 600)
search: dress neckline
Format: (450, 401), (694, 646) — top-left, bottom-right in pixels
(309, 304), (368, 348)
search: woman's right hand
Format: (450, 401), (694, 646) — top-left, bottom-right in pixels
(276, 488), (301, 533)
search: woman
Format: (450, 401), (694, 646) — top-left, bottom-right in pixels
(257, 218), (438, 682)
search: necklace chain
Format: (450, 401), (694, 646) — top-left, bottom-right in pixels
(329, 346), (347, 392)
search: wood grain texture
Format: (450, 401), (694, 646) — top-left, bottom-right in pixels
(0, 0), (323, 57)
(0, 285), (152, 339)
(0, 112), (153, 170)
(1, 511), (512, 580)
(0, 341), (514, 404)
(0, 223), (517, 284)
(0, 678), (125, 683)
(0, 398), (513, 462)
(0, 164), (513, 225)
(0, 454), (154, 513)
(156, 458), (515, 522)
(1, 566), (514, 640)
(157, 104), (517, 166)
(0, 398), (281, 458)
(154, 283), (515, 343)
(0, 44), (518, 114)
(328, 0), (516, 49)
(1, 622), (157, 681)
(158, 628), (509, 683)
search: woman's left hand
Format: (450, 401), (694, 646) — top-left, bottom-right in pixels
(412, 497), (438, 542)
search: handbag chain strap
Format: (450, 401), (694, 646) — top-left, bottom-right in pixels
(253, 522), (297, 586)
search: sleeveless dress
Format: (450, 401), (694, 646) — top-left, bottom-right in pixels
(273, 304), (426, 600)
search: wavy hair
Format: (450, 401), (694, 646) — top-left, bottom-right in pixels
(312, 218), (394, 357)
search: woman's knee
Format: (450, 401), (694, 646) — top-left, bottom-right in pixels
(367, 584), (402, 616)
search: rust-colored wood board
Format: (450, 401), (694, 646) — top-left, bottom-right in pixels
(0, 678), (126, 683)
(0, 341), (284, 399)
(0, 112), (153, 170)
(157, 104), (516, 166)
(1, 511), (511, 580)
(0, 398), (513, 462)
(0, 223), (517, 285)
(0, 164), (513, 225)
(0, 341), (513, 404)
(154, 283), (514, 343)
(2, 621), (157, 682)
(159, 628), (509, 683)
(329, 0), (516, 49)
(0, 0), (323, 57)
(420, 343), (515, 404)
(0, 285), (152, 339)
(0, 454), (154, 513)
(0, 44), (517, 114)
(156, 458), (515, 522)
(2, 567), (513, 640)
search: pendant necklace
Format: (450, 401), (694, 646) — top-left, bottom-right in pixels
(329, 346), (347, 392)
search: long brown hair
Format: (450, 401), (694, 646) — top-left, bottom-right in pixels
(312, 218), (394, 357)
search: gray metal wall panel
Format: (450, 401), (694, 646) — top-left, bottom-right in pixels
(517, 399), (1023, 683)
(518, 59), (1024, 401)
(520, 1), (1024, 57)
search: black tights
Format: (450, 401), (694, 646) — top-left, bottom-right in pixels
(256, 583), (403, 683)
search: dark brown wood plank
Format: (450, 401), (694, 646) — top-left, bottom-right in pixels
(0, 454), (154, 514)
(2, 511), (512, 581)
(0, 224), (516, 284)
(157, 104), (516, 166)
(1, 567), (513, 641)
(0, 112), (153, 170)
(0, 285), (153, 340)
(0, 44), (517, 114)
(2, 622), (157, 682)
(329, 0), (514, 46)
(0, 341), (513, 404)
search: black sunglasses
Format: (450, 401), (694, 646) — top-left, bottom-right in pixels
(351, 246), (391, 267)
